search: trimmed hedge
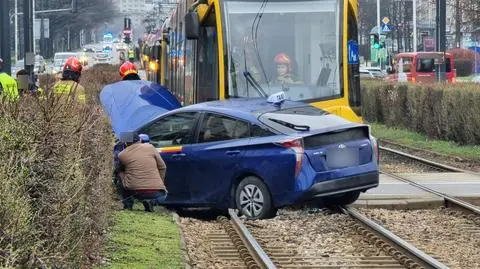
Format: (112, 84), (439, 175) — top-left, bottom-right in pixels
(362, 81), (480, 145)
(0, 67), (119, 268)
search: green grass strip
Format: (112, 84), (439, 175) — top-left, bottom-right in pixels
(371, 123), (480, 161)
(96, 206), (183, 269)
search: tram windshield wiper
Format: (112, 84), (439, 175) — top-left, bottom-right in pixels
(243, 71), (267, 98)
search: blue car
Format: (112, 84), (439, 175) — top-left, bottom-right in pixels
(101, 81), (379, 219)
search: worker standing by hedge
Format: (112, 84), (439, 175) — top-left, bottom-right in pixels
(0, 58), (19, 102)
(128, 46), (136, 63)
(54, 57), (86, 104)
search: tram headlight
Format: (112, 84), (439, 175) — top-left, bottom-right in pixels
(149, 61), (158, 71)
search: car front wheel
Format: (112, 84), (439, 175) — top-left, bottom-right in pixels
(235, 176), (275, 220)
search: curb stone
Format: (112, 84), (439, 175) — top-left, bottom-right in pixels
(172, 211), (192, 269)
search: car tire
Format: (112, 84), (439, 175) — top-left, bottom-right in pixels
(235, 176), (275, 220)
(324, 191), (360, 206)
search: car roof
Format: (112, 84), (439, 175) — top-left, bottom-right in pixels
(172, 98), (313, 122)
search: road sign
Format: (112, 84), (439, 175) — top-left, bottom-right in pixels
(381, 23), (392, 33)
(347, 40), (359, 64)
(423, 37), (435, 52)
(382, 17), (390, 24)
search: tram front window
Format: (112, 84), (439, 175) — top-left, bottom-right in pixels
(224, 0), (341, 102)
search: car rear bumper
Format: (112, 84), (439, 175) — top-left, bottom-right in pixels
(296, 171), (379, 202)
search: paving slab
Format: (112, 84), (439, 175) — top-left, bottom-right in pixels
(353, 173), (480, 209)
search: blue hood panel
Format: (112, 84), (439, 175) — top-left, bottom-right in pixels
(100, 80), (181, 137)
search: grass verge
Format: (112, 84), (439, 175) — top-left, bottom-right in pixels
(97, 206), (183, 269)
(371, 123), (480, 161)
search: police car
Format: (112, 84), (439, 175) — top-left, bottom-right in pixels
(100, 81), (379, 219)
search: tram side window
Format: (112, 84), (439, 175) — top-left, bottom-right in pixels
(197, 26), (219, 102)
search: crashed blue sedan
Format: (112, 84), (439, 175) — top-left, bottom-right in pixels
(100, 81), (379, 219)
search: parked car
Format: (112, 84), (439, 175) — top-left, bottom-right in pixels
(364, 67), (386, 78)
(100, 81), (379, 219)
(52, 52), (78, 73)
(11, 55), (46, 75)
(94, 51), (113, 64)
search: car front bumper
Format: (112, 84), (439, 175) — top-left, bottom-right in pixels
(296, 171), (379, 202)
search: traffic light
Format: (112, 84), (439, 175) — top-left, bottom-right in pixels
(124, 18), (131, 30)
(379, 35), (386, 49)
(372, 34), (380, 49)
(124, 35), (131, 44)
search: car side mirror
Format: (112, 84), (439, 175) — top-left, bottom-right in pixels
(185, 11), (200, 40)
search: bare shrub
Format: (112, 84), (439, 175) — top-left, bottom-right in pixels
(0, 69), (116, 268)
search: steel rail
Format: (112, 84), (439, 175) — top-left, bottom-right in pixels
(379, 146), (469, 173)
(228, 209), (276, 269)
(341, 206), (449, 269)
(381, 170), (480, 215)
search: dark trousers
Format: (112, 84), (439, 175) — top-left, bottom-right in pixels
(115, 177), (167, 211)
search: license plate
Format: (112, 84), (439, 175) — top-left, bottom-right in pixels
(327, 148), (359, 168)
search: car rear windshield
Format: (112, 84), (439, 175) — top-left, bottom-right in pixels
(258, 106), (328, 134)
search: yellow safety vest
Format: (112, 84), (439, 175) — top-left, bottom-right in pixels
(128, 49), (135, 58)
(0, 72), (19, 102)
(54, 80), (86, 104)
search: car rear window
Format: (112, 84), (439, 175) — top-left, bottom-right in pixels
(258, 106), (329, 134)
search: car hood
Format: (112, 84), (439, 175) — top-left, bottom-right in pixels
(100, 80), (181, 137)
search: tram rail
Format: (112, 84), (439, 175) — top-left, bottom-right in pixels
(217, 208), (448, 269)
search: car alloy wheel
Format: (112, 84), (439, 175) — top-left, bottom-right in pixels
(239, 184), (264, 218)
(235, 176), (275, 219)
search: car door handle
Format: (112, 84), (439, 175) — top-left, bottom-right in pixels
(172, 153), (186, 158)
(226, 150), (241, 156)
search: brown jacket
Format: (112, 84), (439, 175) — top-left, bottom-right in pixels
(118, 143), (167, 191)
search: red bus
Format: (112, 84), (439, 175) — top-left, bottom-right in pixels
(388, 52), (456, 83)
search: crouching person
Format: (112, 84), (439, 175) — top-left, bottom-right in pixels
(118, 132), (167, 212)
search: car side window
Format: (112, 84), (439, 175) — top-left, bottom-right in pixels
(199, 114), (250, 143)
(142, 112), (197, 148)
(251, 124), (275, 137)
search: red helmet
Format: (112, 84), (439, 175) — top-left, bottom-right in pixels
(274, 53), (291, 65)
(63, 57), (83, 73)
(119, 61), (138, 78)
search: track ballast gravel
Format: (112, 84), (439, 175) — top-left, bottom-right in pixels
(243, 209), (404, 268)
(361, 208), (480, 269)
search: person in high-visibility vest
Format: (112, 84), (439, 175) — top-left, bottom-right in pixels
(53, 57), (86, 104)
(0, 58), (19, 102)
(128, 48), (136, 63)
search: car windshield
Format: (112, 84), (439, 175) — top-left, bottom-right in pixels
(224, 0), (340, 102)
(54, 55), (76, 66)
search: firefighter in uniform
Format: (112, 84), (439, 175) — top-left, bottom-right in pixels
(0, 58), (19, 102)
(53, 57), (86, 104)
(119, 61), (141, 80)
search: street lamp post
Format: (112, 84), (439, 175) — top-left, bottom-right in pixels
(413, 0), (417, 52)
(0, 0), (11, 75)
(15, 0), (19, 62)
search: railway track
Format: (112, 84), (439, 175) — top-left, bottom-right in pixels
(212, 209), (449, 269)
(380, 145), (480, 221)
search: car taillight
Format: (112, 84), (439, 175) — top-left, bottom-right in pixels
(278, 138), (304, 179)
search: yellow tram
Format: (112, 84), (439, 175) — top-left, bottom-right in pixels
(144, 0), (362, 123)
